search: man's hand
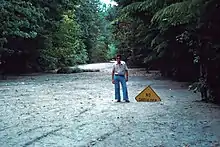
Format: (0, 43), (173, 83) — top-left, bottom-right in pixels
(125, 71), (128, 82)
(112, 79), (115, 84)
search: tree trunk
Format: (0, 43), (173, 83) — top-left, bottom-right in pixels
(199, 63), (208, 101)
(199, 40), (209, 101)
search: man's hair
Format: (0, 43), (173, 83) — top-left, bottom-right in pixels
(116, 54), (122, 59)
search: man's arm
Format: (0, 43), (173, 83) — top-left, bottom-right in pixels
(112, 69), (115, 80)
(125, 70), (128, 82)
(112, 66), (115, 84)
(124, 62), (128, 81)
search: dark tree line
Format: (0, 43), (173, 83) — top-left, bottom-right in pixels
(0, 0), (114, 74)
(112, 0), (220, 104)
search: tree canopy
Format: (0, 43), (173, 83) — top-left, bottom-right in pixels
(0, 0), (115, 72)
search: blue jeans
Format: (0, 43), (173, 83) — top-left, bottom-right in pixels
(114, 75), (128, 100)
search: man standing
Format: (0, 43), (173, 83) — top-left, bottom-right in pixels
(112, 54), (130, 102)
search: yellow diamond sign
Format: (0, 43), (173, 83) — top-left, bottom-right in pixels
(135, 86), (161, 102)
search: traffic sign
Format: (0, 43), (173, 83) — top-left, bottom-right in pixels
(135, 86), (161, 102)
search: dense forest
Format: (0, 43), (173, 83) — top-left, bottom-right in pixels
(1, 0), (220, 104)
(0, 0), (116, 73)
(112, 0), (220, 104)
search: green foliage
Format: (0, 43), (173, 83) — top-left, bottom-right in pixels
(121, 0), (164, 16)
(0, 0), (113, 72)
(74, 0), (116, 63)
(107, 44), (118, 59)
(0, 0), (44, 39)
(38, 12), (88, 69)
(75, 0), (102, 62)
(0, 0), (114, 73)
(151, 0), (202, 30)
(54, 12), (88, 66)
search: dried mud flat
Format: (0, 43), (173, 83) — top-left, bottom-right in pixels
(0, 63), (220, 147)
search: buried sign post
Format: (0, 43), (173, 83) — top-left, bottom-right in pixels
(135, 86), (161, 102)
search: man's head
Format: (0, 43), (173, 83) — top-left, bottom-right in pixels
(116, 54), (121, 63)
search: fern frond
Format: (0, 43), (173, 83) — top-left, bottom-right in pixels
(136, 30), (158, 44)
(153, 41), (168, 53)
(143, 31), (158, 42)
(151, 0), (201, 29)
(151, 33), (164, 47)
(144, 53), (158, 63)
(121, 0), (165, 17)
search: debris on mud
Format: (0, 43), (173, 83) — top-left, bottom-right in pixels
(57, 67), (100, 74)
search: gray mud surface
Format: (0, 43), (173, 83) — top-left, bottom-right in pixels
(1, 63), (220, 147)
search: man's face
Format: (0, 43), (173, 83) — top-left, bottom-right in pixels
(116, 56), (121, 63)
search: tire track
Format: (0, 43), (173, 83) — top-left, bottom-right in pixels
(23, 126), (63, 147)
